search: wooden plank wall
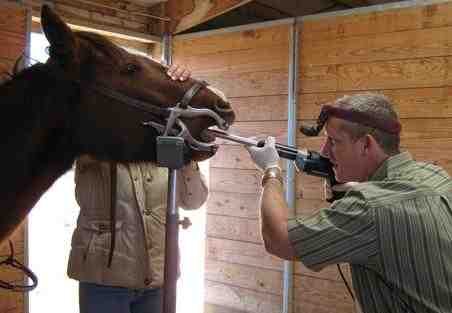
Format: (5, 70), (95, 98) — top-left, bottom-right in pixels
(0, 3), (29, 313)
(298, 1), (452, 176)
(173, 24), (293, 313)
(174, 1), (452, 313)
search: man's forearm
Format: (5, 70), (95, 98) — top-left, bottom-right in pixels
(260, 178), (295, 260)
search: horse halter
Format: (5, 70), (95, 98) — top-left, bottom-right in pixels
(93, 79), (231, 152)
(43, 53), (231, 151)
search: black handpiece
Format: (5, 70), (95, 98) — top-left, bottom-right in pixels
(208, 129), (343, 202)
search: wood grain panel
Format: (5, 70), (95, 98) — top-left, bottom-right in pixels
(210, 168), (259, 194)
(301, 26), (452, 66)
(54, 1), (150, 31)
(294, 274), (354, 313)
(399, 118), (452, 140)
(205, 280), (281, 313)
(300, 56), (452, 93)
(210, 145), (258, 170)
(207, 191), (260, 219)
(0, 3), (27, 37)
(206, 236), (351, 283)
(207, 215), (260, 243)
(210, 168), (319, 202)
(0, 226), (24, 256)
(224, 121), (288, 144)
(206, 260), (352, 312)
(297, 87), (452, 120)
(0, 254), (26, 282)
(300, 2), (452, 42)
(0, 290), (24, 313)
(195, 69), (288, 98)
(181, 43), (288, 75)
(229, 95), (288, 122)
(0, 31), (26, 61)
(174, 25), (289, 56)
(206, 237), (282, 271)
(175, 22), (291, 313)
(205, 259), (283, 295)
(401, 138), (452, 174)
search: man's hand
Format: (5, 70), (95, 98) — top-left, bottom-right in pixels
(167, 64), (191, 81)
(246, 136), (280, 172)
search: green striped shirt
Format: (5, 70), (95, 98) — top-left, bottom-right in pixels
(288, 152), (452, 313)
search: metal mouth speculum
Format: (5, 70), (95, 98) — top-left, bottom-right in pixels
(143, 105), (229, 152)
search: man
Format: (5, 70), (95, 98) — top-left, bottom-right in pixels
(246, 93), (452, 313)
(68, 65), (207, 313)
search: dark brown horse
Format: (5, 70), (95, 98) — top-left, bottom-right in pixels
(0, 5), (235, 247)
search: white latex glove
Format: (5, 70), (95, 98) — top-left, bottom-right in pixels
(245, 136), (280, 171)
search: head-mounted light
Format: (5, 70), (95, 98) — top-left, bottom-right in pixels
(300, 104), (401, 137)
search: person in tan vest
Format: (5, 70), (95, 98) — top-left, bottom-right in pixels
(67, 65), (208, 313)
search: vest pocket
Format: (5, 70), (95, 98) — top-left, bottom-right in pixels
(79, 220), (124, 260)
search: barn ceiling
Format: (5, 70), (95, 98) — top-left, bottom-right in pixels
(179, 0), (410, 33)
(25, 0), (411, 43)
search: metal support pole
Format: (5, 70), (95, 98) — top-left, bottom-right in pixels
(163, 169), (179, 313)
(162, 33), (172, 66)
(282, 18), (299, 313)
(161, 33), (179, 313)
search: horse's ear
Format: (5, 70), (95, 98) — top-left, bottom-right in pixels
(41, 5), (76, 62)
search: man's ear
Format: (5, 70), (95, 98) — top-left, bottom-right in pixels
(361, 134), (374, 155)
(41, 5), (76, 64)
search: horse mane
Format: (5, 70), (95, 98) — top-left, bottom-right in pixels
(1, 62), (80, 194)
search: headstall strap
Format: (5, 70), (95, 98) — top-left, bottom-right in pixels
(178, 81), (208, 109)
(92, 84), (171, 118)
(0, 241), (38, 292)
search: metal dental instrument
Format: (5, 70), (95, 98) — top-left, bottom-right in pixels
(207, 128), (335, 180)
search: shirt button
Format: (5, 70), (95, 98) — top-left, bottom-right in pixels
(146, 176), (153, 183)
(144, 208), (152, 216)
(144, 278), (151, 285)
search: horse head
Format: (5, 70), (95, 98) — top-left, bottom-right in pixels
(0, 5), (235, 246)
(41, 5), (235, 163)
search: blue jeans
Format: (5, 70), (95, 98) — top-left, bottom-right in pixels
(79, 282), (162, 313)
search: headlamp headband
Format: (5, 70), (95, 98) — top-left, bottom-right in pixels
(300, 104), (402, 137)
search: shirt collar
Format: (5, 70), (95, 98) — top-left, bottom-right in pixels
(369, 151), (413, 181)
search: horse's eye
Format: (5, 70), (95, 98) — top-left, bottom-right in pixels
(123, 63), (140, 74)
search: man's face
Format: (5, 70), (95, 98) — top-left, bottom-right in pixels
(320, 117), (368, 182)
